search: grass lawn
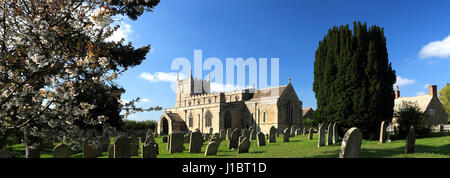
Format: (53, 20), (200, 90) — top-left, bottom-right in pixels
(7, 132), (450, 158)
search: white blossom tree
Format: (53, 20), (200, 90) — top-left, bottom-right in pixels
(0, 0), (161, 151)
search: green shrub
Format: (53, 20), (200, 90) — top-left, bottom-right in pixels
(120, 120), (157, 131)
(394, 101), (431, 139)
(302, 118), (315, 130)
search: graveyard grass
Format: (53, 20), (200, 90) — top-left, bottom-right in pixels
(8, 133), (450, 158)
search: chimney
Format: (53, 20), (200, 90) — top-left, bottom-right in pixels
(429, 85), (437, 98)
(395, 85), (400, 99)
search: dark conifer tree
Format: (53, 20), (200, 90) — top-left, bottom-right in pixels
(313, 22), (396, 139)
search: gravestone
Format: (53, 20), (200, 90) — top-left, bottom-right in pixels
(142, 144), (158, 158)
(333, 123), (338, 144)
(145, 133), (156, 146)
(107, 145), (114, 158)
(0, 150), (12, 158)
(162, 136), (168, 143)
(308, 128), (313, 140)
(318, 124), (325, 147)
(99, 136), (111, 152)
(290, 125), (296, 137)
(184, 135), (190, 144)
(339, 127), (362, 158)
(303, 128), (306, 135)
(128, 135), (139, 156)
(257, 132), (266, 146)
(269, 126), (276, 143)
(242, 129), (250, 140)
(189, 130), (202, 153)
(250, 129), (257, 140)
(226, 128), (233, 140)
(405, 126), (416, 154)
(83, 143), (98, 158)
(237, 137), (250, 154)
(204, 141), (220, 156)
(114, 136), (130, 158)
(219, 129), (226, 140)
(26, 145), (40, 158)
(379, 121), (387, 144)
(209, 128), (213, 135)
(283, 128), (290, 142)
(53, 143), (71, 158)
(210, 135), (222, 143)
(169, 132), (185, 154)
(327, 123), (333, 145)
(295, 128), (302, 136)
(228, 130), (239, 150)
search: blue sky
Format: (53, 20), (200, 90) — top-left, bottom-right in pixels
(114, 0), (450, 121)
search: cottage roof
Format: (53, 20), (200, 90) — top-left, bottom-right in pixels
(394, 95), (432, 113)
(250, 85), (288, 100)
(302, 107), (314, 117)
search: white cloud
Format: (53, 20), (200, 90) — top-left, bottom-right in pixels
(394, 76), (416, 87)
(141, 98), (150, 103)
(423, 84), (431, 89)
(106, 22), (132, 42)
(139, 72), (179, 82)
(416, 91), (427, 96)
(419, 35), (450, 59)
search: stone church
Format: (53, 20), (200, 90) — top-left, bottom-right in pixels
(157, 74), (303, 135)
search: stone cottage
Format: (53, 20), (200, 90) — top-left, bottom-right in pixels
(393, 85), (448, 125)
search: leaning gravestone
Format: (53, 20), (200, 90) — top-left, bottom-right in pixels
(169, 133), (185, 154)
(114, 136), (130, 158)
(189, 130), (202, 153)
(250, 129), (257, 140)
(283, 128), (290, 142)
(228, 130), (239, 150)
(204, 141), (221, 156)
(53, 143), (71, 158)
(107, 145), (114, 158)
(142, 144), (158, 158)
(242, 129), (250, 140)
(128, 135), (139, 157)
(327, 123), (333, 146)
(308, 128), (314, 140)
(83, 143), (98, 158)
(257, 132), (266, 146)
(318, 124), (325, 147)
(269, 126), (276, 143)
(0, 150), (12, 158)
(210, 135), (222, 143)
(237, 137), (250, 154)
(405, 126), (416, 154)
(379, 121), (387, 144)
(290, 125), (296, 137)
(226, 128), (233, 140)
(219, 129), (226, 140)
(333, 123), (338, 144)
(339, 127), (362, 158)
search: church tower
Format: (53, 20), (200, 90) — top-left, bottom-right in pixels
(175, 71), (211, 108)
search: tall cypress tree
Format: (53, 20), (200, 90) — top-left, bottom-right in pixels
(313, 22), (396, 139)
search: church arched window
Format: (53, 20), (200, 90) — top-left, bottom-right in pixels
(205, 110), (212, 127)
(188, 113), (193, 127)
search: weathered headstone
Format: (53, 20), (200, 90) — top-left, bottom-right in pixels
(142, 144), (158, 158)
(128, 135), (139, 156)
(269, 126), (276, 143)
(162, 136), (168, 143)
(237, 137), (250, 154)
(257, 132), (266, 146)
(219, 129), (226, 140)
(283, 128), (290, 142)
(226, 128), (233, 140)
(303, 128), (306, 135)
(114, 136), (130, 158)
(228, 130), (239, 150)
(209, 128), (213, 135)
(332, 123), (338, 144)
(0, 150), (12, 158)
(290, 125), (296, 137)
(318, 124), (325, 147)
(25, 145), (40, 158)
(405, 126), (416, 154)
(339, 127), (362, 158)
(53, 143), (71, 158)
(204, 141), (220, 156)
(295, 128), (302, 136)
(83, 143), (98, 158)
(99, 136), (111, 152)
(242, 129), (250, 140)
(210, 135), (222, 143)
(379, 121), (387, 144)
(169, 132), (185, 154)
(107, 145), (114, 158)
(327, 123), (333, 145)
(189, 130), (202, 153)
(308, 128), (313, 140)
(250, 129), (257, 140)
